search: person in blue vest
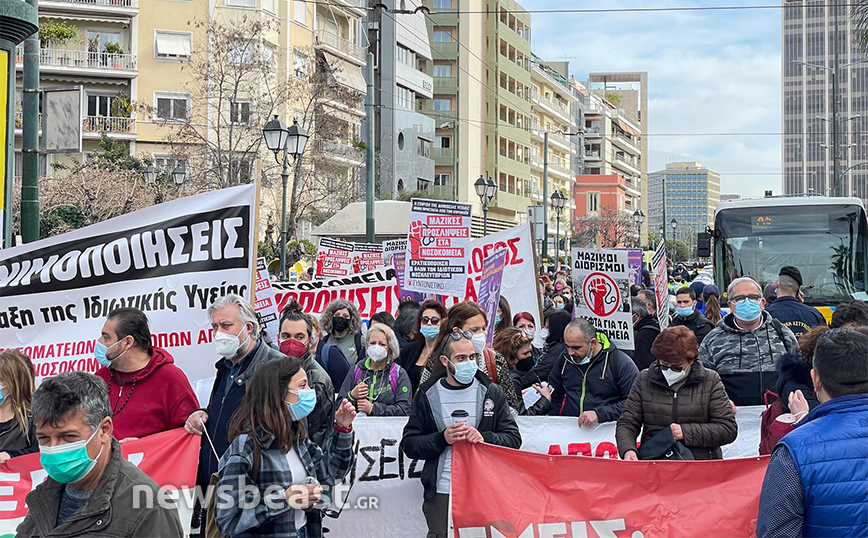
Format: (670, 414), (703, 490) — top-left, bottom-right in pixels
(756, 328), (868, 538)
(765, 266), (826, 338)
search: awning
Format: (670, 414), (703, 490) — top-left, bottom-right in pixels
(155, 33), (191, 57)
(322, 52), (366, 94)
(57, 14), (130, 24)
(617, 118), (640, 137)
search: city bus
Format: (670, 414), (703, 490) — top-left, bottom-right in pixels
(698, 196), (868, 322)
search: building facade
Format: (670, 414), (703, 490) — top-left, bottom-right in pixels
(647, 161), (721, 248)
(782, 0), (868, 201)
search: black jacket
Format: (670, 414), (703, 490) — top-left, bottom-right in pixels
(402, 370), (522, 501)
(775, 353), (820, 413)
(547, 335), (639, 422)
(315, 337), (353, 390)
(301, 350), (336, 450)
(670, 310), (715, 345)
(626, 315), (660, 371)
(515, 341), (566, 390)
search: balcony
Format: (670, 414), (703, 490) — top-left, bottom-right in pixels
(431, 147), (453, 163)
(314, 30), (365, 66)
(16, 47), (137, 78)
(83, 116), (135, 138)
(427, 184), (456, 200)
(492, 189), (532, 213)
(312, 139), (364, 166)
(584, 150), (601, 160)
(613, 132), (641, 154)
(614, 154), (641, 176)
(530, 89), (570, 123)
(433, 76), (457, 93)
(431, 41), (459, 56)
(428, 7), (458, 26)
(40, 0), (138, 18)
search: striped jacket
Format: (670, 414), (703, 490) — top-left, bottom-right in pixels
(216, 429), (354, 538)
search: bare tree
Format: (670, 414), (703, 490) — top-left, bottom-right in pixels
(572, 205), (635, 248)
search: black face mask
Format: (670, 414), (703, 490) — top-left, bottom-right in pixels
(332, 317), (350, 333)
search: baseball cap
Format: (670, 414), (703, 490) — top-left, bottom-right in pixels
(779, 266), (803, 287)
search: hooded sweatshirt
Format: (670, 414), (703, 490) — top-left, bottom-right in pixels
(699, 311), (800, 406)
(95, 347), (199, 440)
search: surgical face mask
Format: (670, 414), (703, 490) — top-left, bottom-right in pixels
(419, 325), (440, 340)
(540, 328), (550, 340)
(471, 333), (487, 355)
(523, 329), (535, 338)
(286, 388), (317, 421)
(214, 326), (249, 358)
(495, 314), (502, 326)
(39, 428), (103, 484)
(661, 367), (687, 386)
(332, 317), (350, 333)
(556, 303), (565, 310)
(94, 339), (127, 369)
(367, 344), (389, 362)
(734, 299), (762, 322)
(675, 306), (695, 318)
(449, 358), (478, 385)
(0, 385), (6, 406)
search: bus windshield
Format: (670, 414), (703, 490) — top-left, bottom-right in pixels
(714, 204), (868, 306)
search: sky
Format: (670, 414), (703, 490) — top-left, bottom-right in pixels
(524, 0), (783, 197)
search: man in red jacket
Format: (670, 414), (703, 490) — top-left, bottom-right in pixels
(94, 307), (199, 442)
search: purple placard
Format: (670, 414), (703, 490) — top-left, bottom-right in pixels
(617, 248), (643, 286)
(477, 249), (508, 345)
(392, 252), (424, 303)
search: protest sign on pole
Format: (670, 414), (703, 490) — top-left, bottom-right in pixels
(571, 248), (634, 350)
(352, 242), (384, 274)
(315, 238), (354, 279)
(405, 198), (471, 297)
(382, 239), (407, 265)
(254, 257), (280, 343)
(0, 185), (257, 383)
(391, 252), (424, 304)
(477, 249), (507, 345)
(618, 248), (643, 286)
(652, 240), (670, 329)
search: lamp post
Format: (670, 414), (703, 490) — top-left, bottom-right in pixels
(475, 175), (497, 236)
(551, 191), (567, 264)
(633, 209), (645, 248)
(144, 164), (156, 184)
(669, 218), (678, 264)
(263, 115), (309, 280)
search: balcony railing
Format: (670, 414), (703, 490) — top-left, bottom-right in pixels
(312, 139), (364, 162)
(530, 89), (569, 119)
(584, 150), (601, 159)
(18, 47), (137, 71)
(44, 0), (136, 6)
(433, 77), (457, 92)
(83, 115), (134, 134)
(314, 30), (365, 61)
(324, 0), (365, 10)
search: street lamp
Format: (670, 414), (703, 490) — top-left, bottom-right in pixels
(171, 165), (187, 186)
(143, 164), (156, 184)
(670, 218), (678, 263)
(633, 209), (645, 248)
(551, 190), (567, 264)
(262, 115), (309, 280)
(475, 175), (497, 236)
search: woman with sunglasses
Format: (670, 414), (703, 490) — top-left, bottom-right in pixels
(616, 326), (737, 460)
(217, 357), (357, 538)
(399, 299), (448, 394)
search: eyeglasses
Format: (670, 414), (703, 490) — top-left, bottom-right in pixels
(730, 294), (762, 304)
(658, 363), (685, 372)
(421, 316), (441, 325)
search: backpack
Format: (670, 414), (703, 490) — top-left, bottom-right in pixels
(759, 390), (796, 455)
(203, 432), (261, 538)
(353, 361), (400, 393)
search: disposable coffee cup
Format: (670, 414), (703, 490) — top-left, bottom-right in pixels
(451, 409), (469, 426)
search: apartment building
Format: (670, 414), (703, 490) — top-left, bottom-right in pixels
(782, 0), (868, 201)
(647, 161), (721, 246)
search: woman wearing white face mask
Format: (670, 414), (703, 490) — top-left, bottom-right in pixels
(616, 326), (738, 461)
(339, 324), (412, 416)
(421, 302), (522, 413)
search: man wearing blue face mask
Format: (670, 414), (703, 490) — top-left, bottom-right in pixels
(17, 371), (183, 537)
(700, 276), (800, 406)
(670, 287), (715, 345)
(183, 294), (284, 524)
(402, 331), (521, 538)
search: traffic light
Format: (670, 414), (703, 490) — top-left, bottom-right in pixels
(558, 238), (565, 250)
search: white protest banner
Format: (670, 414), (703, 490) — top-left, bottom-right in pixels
(405, 198), (471, 297)
(326, 408), (766, 537)
(273, 268), (400, 321)
(382, 239), (407, 265)
(254, 257), (280, 343)
(315, 238), (354, 279)
(652, 240), (670, 329)
(352, 242), (384, 274)
(0, 185), (257, 383)
(572, 248), (634, 350)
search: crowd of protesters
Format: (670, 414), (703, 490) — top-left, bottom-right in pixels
(3, 261), (866, 538)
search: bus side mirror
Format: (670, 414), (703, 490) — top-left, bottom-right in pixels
(697, 232), (712, 258)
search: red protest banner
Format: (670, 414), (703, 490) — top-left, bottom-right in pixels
(0, 428), (200, 522)
(452, 442), (768, 538)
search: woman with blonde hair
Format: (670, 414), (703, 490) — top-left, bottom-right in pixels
(0, 350), (37, 463)
(339, 323), (413, 416)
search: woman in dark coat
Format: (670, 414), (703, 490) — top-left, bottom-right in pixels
(514, 309), (572, 390)
(616, 326), (737, 460)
